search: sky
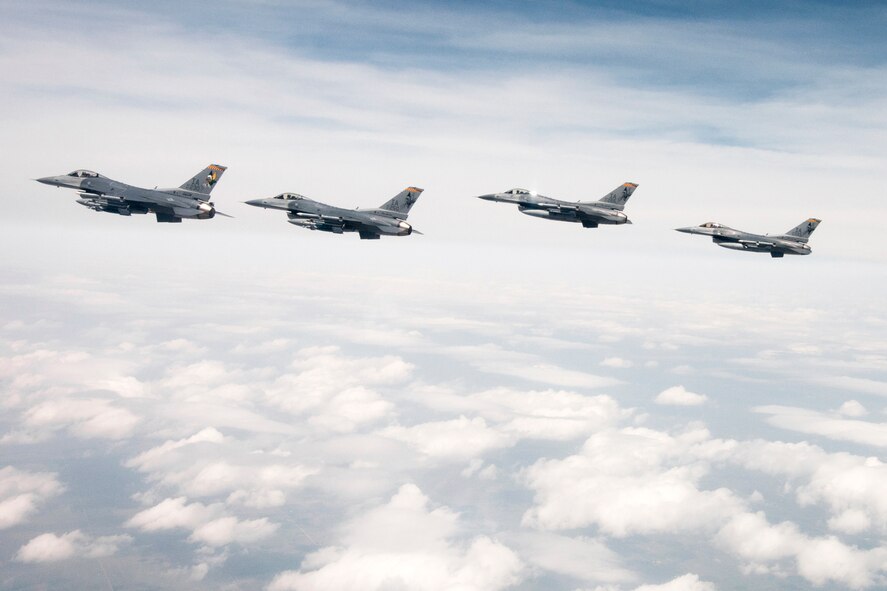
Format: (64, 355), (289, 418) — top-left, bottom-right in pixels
(1, 1), (887, 590)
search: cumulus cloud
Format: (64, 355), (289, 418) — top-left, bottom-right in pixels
(126, 497), (278, 547)
(126, 428), (316, 506)
(408, 387), (630, 443)
(522, 427), (887, 588)
(511, 532), (636, 585)
(446, 344), (621, 389)
(521, 426), (742, 535)
(267, 484), (523, 591)
(580, 573), (716, 591)
(0, 347), (134, 394)
(655, 386), (708, 406)
(632, 574), (717, 591)
(23, 397), (140, 439)
(601, 357), (633, 369)
(733, 440), (887, 535)
(126, 427), (226, 472)
(380, 416), (514, 460)
(716, 511), (887, 588)
(837, 400), (868, 417)
(754, 405), (887, 447)
(15, 530), (131, 563)
(815, 376), (887, 398)
(263, 346), (408, 431)
(0, 466), (64, 529)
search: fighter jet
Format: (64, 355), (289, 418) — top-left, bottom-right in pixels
(35, 164), (229, 223)
(676, 218), (821, 257)
(477, 183), (638, 228)
(245, 187), (423, 240)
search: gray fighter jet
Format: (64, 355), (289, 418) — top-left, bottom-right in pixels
(245, 187), (423, 239)
(36, 164), (229, 223)
(676, 218), (821, 257)
(477, 183), (638, 228)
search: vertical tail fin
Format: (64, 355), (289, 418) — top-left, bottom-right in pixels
(180, 164), (227, 195)
(783, 218), (821, 242)
(598, 182), (638, 209)
(378, 187), (423, 216)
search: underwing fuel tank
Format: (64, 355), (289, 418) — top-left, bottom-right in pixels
(714, 242), (745, 251)
(518, 208), (576, 223)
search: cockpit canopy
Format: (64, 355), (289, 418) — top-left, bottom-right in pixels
(701, 222), (722, 228)
(68, 170), (99, 178)
(505, 188), (531, 195)
(273, 193), (306, 201)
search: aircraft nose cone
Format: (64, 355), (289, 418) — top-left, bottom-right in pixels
(675, 227), (696, 234)
(477, 194), (496, 201)
(244, 198), (267, 208)
(36, 176), (57, 185)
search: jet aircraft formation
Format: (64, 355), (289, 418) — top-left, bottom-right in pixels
(35, 165), (821, 256)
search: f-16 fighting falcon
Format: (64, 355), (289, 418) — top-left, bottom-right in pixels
(676, 218), (821, 258)
(245, 187), (424, 240)
(477, 182), (638, 228)
(36, 164), (229, 223)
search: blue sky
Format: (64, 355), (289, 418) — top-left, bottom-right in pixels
(1, 1), (887, 590)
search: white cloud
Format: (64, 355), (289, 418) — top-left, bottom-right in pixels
(521, 426), (742, 535)
(716, 511), (887, 588)
(815, 376), (887, 398)
(601, 357), (633, 369)
(511, 532), (636, 584)
(190, 515), (279, 547)
(380, 416), (513, 460)
(828, 509), (871, 535)
(0, 347), (133, 393)
(446, 344), (621, 389)
(410, 385), (630, 442)
(126, 496), (279, 547)
(459, 459), (499, 481)
(581, 573), (716, 591)
(655, 386), (708, 406)
(23, 397), (140, 439)
(754, 405), (887, 447)
(126, 428), (316, 506)
(267, 484), (523, 591)
(15, 530), (131, 563)
(838, 400), (868, 417)
(734, 440), (887, 535)
(89, 375), (150, 398)
(126, 427), (225, 472)
(632, 574), (717, 591)
(126, 497), (221, 532)
(0, 466), (64, 529)
(263, 347), (407, 431)
(471, 389), (630, 441)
